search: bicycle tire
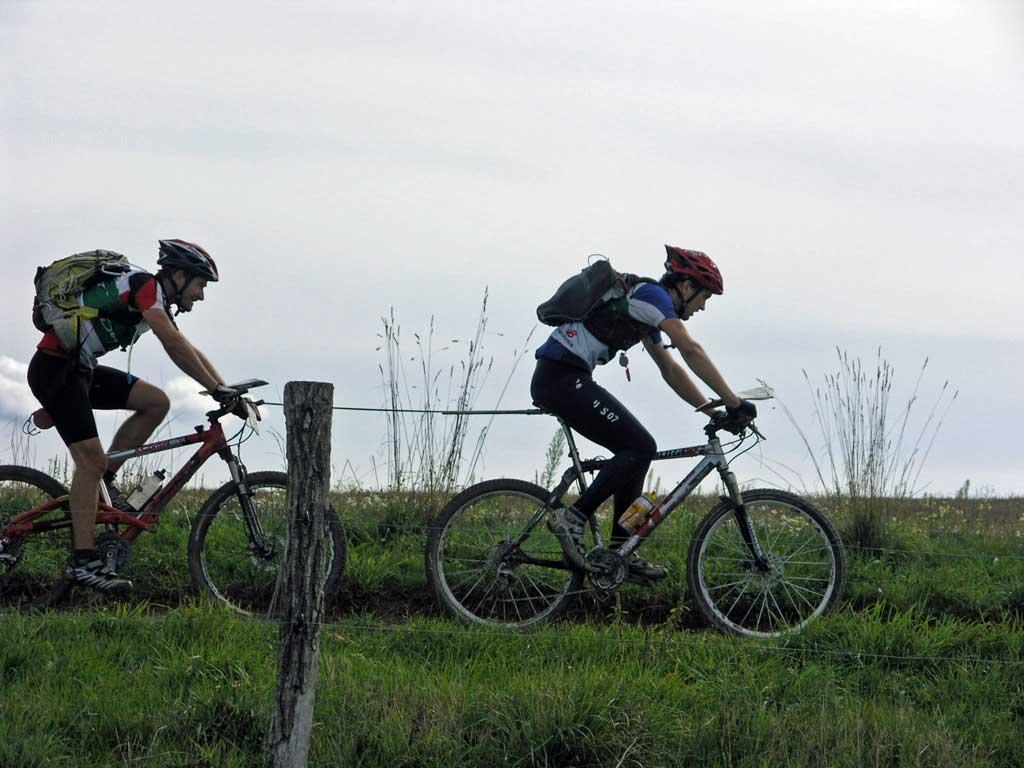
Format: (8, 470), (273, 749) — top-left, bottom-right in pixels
(0, 464), (71, 610)
(686, 488), (846, 638)
(426, 478), (584, 629)
(188, 471), (347, 618)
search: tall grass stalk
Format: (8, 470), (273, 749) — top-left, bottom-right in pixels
(783, 348), (958, 549)
(377, 291), (534, 516)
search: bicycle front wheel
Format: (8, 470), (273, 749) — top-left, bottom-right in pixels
(188, 471), (347, 619)
(687, 489), (846, 638)
(426, 479), (583, 629)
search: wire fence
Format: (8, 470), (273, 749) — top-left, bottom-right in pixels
(9, 608), (1024, 668)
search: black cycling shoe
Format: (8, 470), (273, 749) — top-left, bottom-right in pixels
(64, 558), (133, 594)
(547, 506), (589, 571)
(625, 554), (668, 584)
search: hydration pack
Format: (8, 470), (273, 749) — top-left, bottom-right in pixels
(32, 250), (133, 351)
(537, 258), (628, 325)
(537, 257), (658, 352)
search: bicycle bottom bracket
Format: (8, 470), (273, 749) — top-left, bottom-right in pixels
(585, 548), (626, 591)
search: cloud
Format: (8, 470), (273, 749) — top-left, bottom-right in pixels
(0, 356), (37, 421)
(164, 376), (212, 418)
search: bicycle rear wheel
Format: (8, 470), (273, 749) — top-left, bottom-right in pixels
(426, 479), (583, 629)
(188, 471), (347, 619)
(687, 489), (846, 638)
(0, 465), (70, 610)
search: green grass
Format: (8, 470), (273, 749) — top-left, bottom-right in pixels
(1, 607), (1022, 767)
(3, 487), (1024, 766)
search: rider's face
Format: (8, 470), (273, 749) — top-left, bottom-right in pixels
(174, 272), (208, 311)
(674, 281), (712, 320)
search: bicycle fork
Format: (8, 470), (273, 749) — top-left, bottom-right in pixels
(718, 465), (770, 572)
(223, 454), (274, 559)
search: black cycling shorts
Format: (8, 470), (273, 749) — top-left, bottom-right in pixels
(530, 357), (657, 529)
(27, 351), (140, 446)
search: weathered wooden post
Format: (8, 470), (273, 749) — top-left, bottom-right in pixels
(268, 380), (334, 768)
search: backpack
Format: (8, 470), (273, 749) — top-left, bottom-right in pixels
(537, 258), (627, 325)
(537, 257), (660, 354)
(32, 250), (133, 351)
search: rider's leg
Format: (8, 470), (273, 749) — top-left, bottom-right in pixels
(531, 360), (656, 518)
(87, 369), (169, 475)
(27, 352), (103, 548)
(104, 380), (170, 469)
(532, 359), (657, 569)
(67, 438), (108, 550)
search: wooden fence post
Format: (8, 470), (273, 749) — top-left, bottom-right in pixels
(268, 380), (334, 768)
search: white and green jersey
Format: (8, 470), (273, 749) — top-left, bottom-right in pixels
(37, 270), (169, 368)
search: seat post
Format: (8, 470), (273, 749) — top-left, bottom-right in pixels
(558, 418), (588, 494)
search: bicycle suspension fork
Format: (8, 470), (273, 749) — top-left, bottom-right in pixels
(222, 452), (273, 557)
(716, 450), (769, 571)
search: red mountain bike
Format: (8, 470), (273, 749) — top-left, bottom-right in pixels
(0, 379), (346, 616)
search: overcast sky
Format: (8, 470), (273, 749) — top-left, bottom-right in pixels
(2, 1), (1022, 495)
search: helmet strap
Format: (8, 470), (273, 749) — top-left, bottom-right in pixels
(158, 270), (193, 315)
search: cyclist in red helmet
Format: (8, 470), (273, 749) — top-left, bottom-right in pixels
(531, 244), (756, 580)
(22, 239), (240, 593)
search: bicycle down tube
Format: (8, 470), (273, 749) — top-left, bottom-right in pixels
(5, 419), (242, 546)
(547, 425), (769, 568)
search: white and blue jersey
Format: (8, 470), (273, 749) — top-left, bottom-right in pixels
(535, 282), (677, 371)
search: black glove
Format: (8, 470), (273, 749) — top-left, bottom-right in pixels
(211, 384), (241, 402)
(719, 399), (756, 433)
(727, 399), (757, 422)
(230, 398), (251, 419)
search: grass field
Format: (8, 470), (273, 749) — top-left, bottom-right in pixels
(2, 486), (1024, 766)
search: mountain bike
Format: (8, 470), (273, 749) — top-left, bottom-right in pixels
(0, 379), (346, 616)
(425, 387), (846, 638)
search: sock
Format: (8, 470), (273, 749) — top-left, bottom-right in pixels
(72, 548), (98, 565)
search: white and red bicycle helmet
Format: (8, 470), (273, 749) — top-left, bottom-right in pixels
(157, 239), (219, 282)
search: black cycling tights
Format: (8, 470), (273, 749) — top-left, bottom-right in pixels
(530, 358), (656, 545)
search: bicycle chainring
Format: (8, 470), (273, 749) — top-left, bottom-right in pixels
(95, 532), (131, 573)
(585, 548), (626, 592)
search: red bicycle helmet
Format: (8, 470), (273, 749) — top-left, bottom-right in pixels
(663, 245), (723, 295)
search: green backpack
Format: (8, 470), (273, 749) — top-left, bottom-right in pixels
(32, 250), (132, 351)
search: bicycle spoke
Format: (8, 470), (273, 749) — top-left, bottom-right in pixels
(693, 492), (844, 637)
(430, 484), (582, 628)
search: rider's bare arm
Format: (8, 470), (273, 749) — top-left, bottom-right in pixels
(642, 338), (710, 410)
(655, 318), (741, 409)
(190, 346), (226, 387)
(143, 308), (221, 392)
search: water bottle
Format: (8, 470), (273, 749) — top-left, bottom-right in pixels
(619, 491), (657, 534)
(126, 470), (168, 511)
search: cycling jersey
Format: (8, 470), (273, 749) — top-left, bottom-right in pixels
(535, 282), (677, 371)
(36, 270), (170, 367)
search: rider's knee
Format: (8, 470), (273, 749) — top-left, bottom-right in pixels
(70, 443), (108, 478)
(149, 388), (171, 419)
(636, 432), (657, 463)
(134, 385), (170, 419)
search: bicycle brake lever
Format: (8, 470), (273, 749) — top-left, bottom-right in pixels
(749, 423), (765, 440)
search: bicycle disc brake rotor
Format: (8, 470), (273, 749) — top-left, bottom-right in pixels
(585, 548), (626, 592)
(94, 532), (131, 572)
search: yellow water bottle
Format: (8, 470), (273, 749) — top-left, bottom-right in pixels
(620, 491), (657, 534)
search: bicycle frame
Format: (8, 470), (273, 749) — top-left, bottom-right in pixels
(2, 417), (251, 546)
(517, 417), (767, 569)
